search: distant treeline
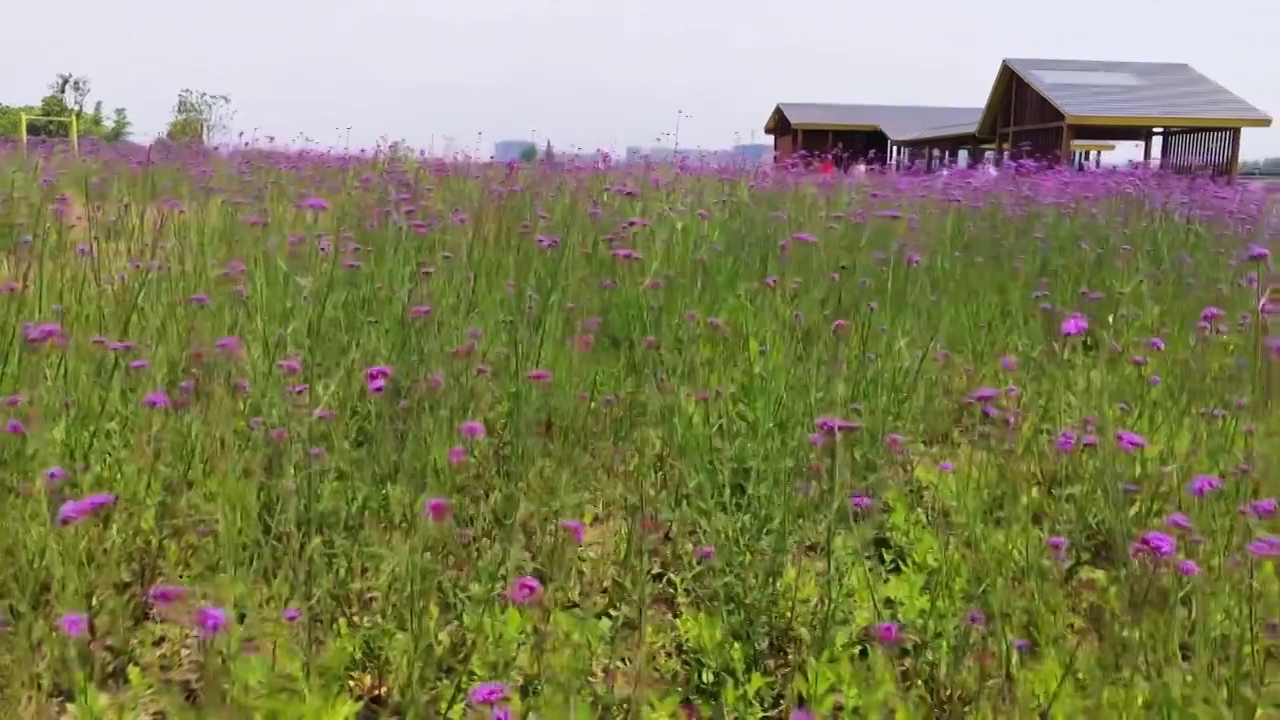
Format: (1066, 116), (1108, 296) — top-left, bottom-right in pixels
(1240, 158), (1280, 176)
(2, 73), (234, 145)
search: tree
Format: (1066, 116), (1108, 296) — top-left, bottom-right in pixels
(518, 144), (537, 163)
(164, 88), (235, 144)
(104, 107), (131, 141)
(543, 139), (554, 163)
(0, 72), (131, 141)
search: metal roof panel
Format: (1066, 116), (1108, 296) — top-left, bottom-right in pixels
(1003, 58), (1271, 123)
(770, 103), (983, 140)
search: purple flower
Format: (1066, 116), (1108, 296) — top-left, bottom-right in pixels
(1131, 531), (1177, 559)
(506, 575), (544, 605)
(446, 446), (468, 465)
(282, 607), (302, 623)
(298, 196), (330, 211)
(559, 519), (585, 545)
(790, 708), (816, 720)
(1115, 430), (1147, 452)
(1176, 559), (1201, 576)
(43, 466), (68, 486)
(57, 493), (117, 526)
(814, 415), (861, 435)
(1242, 498), (1278, 519)
(214, 336), (244, 357)
(57, 612), (89, 639)
(695, 544), (716, 562)
(1060, 313), (1089, 337)
(193, 605), (229, 635)
(884, 433), (906, 453)
(276, 357), (303, 375)
(848, 493), (875, 511)
(1188, 474), (1223, 497)
(147, 584), (187, 605)
(365, 365), (393, 395)
(525, 368), (553, 383)
(873, 621), (901, 645)
(468, 682), (509, 706)
(1046, 536), (1069, 560)
(968, 387), (1000, 402)
(6, 418), (26, 435)
(142, 390), (171, 409)
(423, 497), (451, 522)
(1200, 306), (1224, 323)
(1055, 429), (1077, 453)
(1248, 535), (1280, 558)
(23, 322), (66, 346)
(458, 420), (486, 441)
(1164, 512), (1194, 531)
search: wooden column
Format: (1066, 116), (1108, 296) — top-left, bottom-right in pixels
(1059, 125), (1074, 168)
(1227, 127), (1242, 183)
(1142, 129), (1153, 166)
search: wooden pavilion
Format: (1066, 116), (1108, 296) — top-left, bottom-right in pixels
(763, 103), (981, 168)
(890, 58), (1271, 180)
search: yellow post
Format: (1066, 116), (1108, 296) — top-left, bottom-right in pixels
(18, 115), (80, 158)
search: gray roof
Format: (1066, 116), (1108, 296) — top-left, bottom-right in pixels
(1001, 58), (1272, 124)
(767, 103), (983, 141)
(899, 121), (981, 143)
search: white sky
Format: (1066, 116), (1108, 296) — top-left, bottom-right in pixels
(4, 0), (1277, 158)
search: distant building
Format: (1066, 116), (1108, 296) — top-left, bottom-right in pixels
(493, 139), (536, 162)
(561, 150), (610, 164)
(731, 144), (771, 164)
(614, 145), (779, 165)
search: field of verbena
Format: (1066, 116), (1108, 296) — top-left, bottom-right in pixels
(2, 143), (1280, 718)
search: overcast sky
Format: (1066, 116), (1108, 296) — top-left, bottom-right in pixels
(4, 0), (1277, 158)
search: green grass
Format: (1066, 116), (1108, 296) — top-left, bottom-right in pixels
(1, 148), (1279, 718)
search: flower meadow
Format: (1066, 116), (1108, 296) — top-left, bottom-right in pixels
(3, 140), (1280, 718)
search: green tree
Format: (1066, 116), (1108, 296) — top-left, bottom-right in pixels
(518, 144), (537, 163)
(0, 72), (131, 141)
(164, 88), (235, 144)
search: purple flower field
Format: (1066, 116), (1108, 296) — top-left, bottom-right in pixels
(2, 140), (1280, 717)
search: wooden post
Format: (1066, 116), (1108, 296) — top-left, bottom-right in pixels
(1142, 130), (1153, 166)
(1059, 124), (1074, 168)
(1227, 127), (1242, 183)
